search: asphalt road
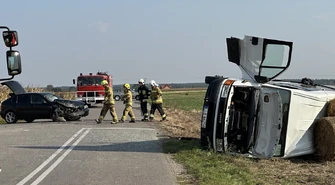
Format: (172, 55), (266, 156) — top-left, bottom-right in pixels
(0, 101), (179, 185)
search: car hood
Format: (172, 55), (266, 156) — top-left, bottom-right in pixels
(54, 99), (85, 108)
(1, 80), (26, 95)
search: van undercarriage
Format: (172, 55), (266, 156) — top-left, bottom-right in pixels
(225, 86), (259, 154)
(211, 83), (291, 158)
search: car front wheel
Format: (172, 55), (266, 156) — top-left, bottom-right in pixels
(5, 111), (18, 124)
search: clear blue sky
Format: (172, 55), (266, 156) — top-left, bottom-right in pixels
(0, 0), (334, 86)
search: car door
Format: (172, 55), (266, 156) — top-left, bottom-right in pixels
(226, 35), (293, 83)
(30, 94), (53, 119)
(15, 94), (31, 118)
(252, 88), (283, 159)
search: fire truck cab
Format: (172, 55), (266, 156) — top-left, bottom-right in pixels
(73, 72), (112, 107)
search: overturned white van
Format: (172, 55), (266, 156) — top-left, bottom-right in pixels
(200, 35), (335, 159)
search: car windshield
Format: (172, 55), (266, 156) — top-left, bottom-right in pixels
(77, 76), (104, 86)
(43, 93), (60, 102)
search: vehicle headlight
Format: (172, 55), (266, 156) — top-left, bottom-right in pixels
(84, 105), (88, 109)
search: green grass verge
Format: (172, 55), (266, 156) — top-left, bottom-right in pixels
(162, 139), (325, 185)
(163, 139), (267, 185)
(162, 91), (205, 111)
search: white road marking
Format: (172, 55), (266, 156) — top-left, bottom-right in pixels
(30, 128), (91, 185)
(16, 128), (86, 185)
(17, 127), (157, 185)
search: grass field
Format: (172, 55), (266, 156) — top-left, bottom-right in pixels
(160, 90), (335, 185)
(162, 90), (206, 111)
(162, 88), (207, 92)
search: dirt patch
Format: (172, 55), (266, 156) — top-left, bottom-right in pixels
(160, 108), (201, 139)
(247, 157), (335, 185)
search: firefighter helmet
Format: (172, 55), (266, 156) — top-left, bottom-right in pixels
(138, 78), (145, 84)
(101, 80), (108, 85)
(150, 80), (159, 87)
(124, 83), (130, 89)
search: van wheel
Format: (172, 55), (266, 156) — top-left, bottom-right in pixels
(5, 111), (18, 124)
(114, 95), (121, 101)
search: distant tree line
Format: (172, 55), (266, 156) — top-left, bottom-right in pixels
(44, 82), (209, 92)
(45, 85), (76, 92)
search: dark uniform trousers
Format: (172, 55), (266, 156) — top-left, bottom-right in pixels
(141, 99), (149, 120)
(149, 103), (166, 120)
(138, 85), (150, 121)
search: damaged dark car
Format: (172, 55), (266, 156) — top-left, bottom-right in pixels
(0, 80), (89, 123)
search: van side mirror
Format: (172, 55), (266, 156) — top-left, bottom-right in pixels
(73, 79), (75, 84)
(7, 50), (22, 76)
(3, 31), (18, 47)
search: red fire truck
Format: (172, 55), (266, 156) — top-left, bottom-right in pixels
(73, 72), (113, 107)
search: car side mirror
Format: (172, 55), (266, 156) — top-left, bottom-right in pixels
(73, 79), (76, 85)
(6, 50), (22, 76)
(3, 31), (18, 47)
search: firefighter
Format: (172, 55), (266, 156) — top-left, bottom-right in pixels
(137, 78), (151, 121)
(95, 80), (118, 124)
(120, 83), (136, 123)
(149, 80), (167, 121)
